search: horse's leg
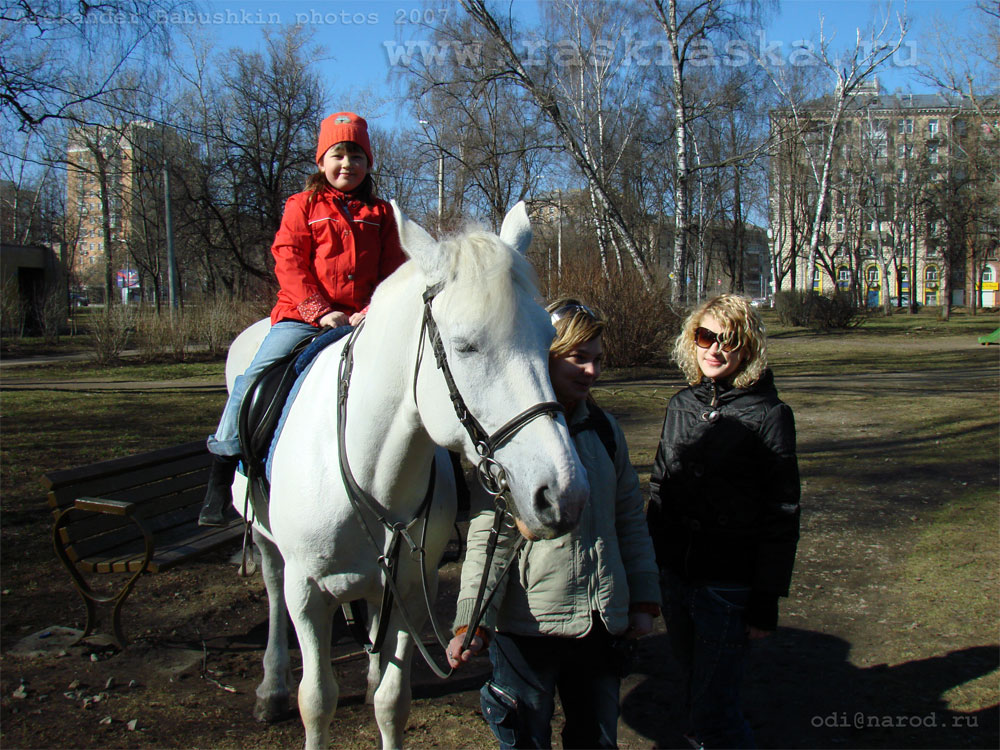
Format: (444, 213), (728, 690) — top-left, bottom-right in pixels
(252, 531), (294, 723)
(365, 609), (380, 705)
(285, 571), (338, 750)
(371, 612), (416, 750)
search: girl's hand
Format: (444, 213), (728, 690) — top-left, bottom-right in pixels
(446, 632), (484, 669)
(349, 311), (366, 326)
(625, 612), (654, 639)
(319, 311), (349, 328)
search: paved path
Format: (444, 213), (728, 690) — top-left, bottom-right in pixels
(0, 375), (225, 393)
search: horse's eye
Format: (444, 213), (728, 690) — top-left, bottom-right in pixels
(454, 340), (479, 354)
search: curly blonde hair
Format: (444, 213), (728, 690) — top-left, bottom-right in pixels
(672, 294), (767, 388)
(546, 297), (605, 357)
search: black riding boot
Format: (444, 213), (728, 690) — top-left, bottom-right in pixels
(198, 454), (240, 526)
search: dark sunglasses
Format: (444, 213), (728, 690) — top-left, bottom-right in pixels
(550, 303), (597, 324)
(694, 326), (737, 352)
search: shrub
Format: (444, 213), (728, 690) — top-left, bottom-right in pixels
(1, 275), (26, 340)
(189, 298), (265, 357)
(543, 261), (679, 367)
(91, 304), (136, 364)
(775, 290), (865, 330)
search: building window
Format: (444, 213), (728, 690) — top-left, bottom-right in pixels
(955, 119), (967, 136)
(897, 144), (911, 159)
(897, 169), (907, 184)
(928, 221), (938, 234)
(928, 144), (939, 164)
(838, 267), (850, 283)
(898, 118), (913, 134)
(983, 266), (996, 283)
(928, 119), (938, 135)
(875, 142), (888, 160)
(900, 266), (910, 282)
(926, 266), (939, 282)
(836, 217), (845, 233)
(867, 219), (878, 232)
(865, 266), (879, 283)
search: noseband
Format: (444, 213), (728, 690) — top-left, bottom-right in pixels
(416, 282), (564, 504)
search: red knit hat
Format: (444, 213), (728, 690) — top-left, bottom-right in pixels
(315, 112), (373, 167)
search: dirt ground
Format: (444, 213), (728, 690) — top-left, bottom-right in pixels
(1, 334), (998, 749)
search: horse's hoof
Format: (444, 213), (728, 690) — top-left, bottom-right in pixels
(254, 695), (293, 723)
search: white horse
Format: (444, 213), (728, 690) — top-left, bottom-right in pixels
(225, 202), (589, 749)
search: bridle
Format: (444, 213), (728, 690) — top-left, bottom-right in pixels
(415, 282), (564, 504)
(336, 282), (564, 677)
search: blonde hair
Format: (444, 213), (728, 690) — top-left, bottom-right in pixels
(672, 294), (767, 388)
(546, 297), (605, 357)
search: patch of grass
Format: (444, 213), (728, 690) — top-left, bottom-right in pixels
(902, 487), (999, 712)
(3, 357), (226, 381)
(0, 389), (225, 546)
(761, 308), (1000, 339)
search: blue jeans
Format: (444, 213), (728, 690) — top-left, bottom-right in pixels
(207, 320), (317, 457)
(481, 621), (621, 749)
(663, 573), (755, 749)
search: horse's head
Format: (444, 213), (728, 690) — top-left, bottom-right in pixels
(392, 201), (588, 540)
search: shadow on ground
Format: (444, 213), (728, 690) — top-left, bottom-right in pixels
(621, 627), (999, 749)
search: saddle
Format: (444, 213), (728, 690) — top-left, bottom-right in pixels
(237, 326), (355, 491)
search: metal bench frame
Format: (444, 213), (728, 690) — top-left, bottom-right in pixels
(45, 441), (244, 648)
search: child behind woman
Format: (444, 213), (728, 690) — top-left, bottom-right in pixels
(199, 112), (406, 526)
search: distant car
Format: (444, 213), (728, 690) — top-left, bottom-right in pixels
(750, 297), (772, 308)
(69, 293), (89, 307)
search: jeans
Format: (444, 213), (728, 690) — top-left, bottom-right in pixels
(207, 320), (317, 457)
(663, 572), (755, 749)
(481, 621), (621, 749)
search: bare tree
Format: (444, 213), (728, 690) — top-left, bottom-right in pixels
(459, 0), (657, 289)
(172, 25), (327, 297)
(918, 1), (999, 128)
(646, 0), (773, 302)
(1, 0), (179, 129)
(763, 7), (907, 288)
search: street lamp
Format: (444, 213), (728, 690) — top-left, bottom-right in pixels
(418, 119), (443, 235)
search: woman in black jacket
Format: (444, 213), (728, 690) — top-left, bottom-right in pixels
(647, 294), (800, 749)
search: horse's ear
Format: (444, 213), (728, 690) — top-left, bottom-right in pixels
(499, 201), (532, 256)
(392, 200), (444, 277)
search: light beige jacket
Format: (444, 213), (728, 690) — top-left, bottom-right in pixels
(453, 400), (660, 638)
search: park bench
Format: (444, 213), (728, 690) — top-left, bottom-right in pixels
(44, 440), (245, 648)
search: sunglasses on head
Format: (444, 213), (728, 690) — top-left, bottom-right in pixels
(550, 303), (597, 324)
(694, 326), (738, 352)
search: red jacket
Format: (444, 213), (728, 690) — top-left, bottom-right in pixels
(270, 188), (406, 326)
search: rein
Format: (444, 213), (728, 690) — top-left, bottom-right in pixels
(416, 283), (559, 657)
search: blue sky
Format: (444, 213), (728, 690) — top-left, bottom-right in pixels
(190, 0), (969, 121)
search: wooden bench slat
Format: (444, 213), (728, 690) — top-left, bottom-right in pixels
(47, 457), (212, 514)
(83, 520), (244, 573)
(57, 484), (213, 550)
(43, 441), (208, 491)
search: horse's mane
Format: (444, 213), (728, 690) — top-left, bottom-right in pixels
(381, 225), (539, 330)
(436, 230), (539, 329)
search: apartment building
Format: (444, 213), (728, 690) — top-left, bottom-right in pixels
(66, 121), (191, 298)
(770, 82), (998, 308)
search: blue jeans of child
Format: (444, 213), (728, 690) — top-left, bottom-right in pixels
(663, 572), (755, 749)
(207, 320), (317, 457)
(480, 621), (621, 749)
